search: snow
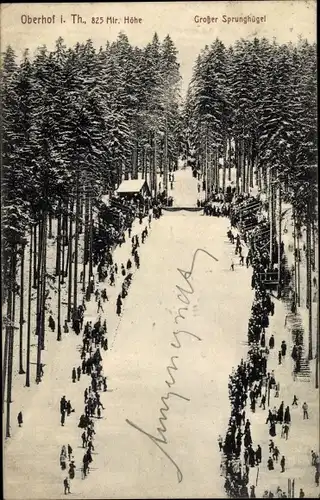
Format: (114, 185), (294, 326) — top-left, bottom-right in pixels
(3, 167), (319, 499)
(4, 168), (254, 498)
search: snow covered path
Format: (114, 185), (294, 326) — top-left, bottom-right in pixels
(171, 168), (199, 207)
(4, 170), (254, 499)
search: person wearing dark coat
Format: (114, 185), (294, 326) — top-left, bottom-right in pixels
(116, 295), (122, 316)
(280, 455), (286, 472)
(67, 444), (73, 460)
(260, 394), (266, 410)
(281, 341), (287, 357)
(49, 315), (55, 332)
(255, 445), (262, 464)
(250, 485), (256, 498)
(77, 366), (81, 381)
(284, 406), (291, 424)
(277, 401), (284, 423)
(269, 335), (275, 349)
(268, 457), (274, 470)
(248, 446), (256, 467)
(269, 421), (276, 437)
(72, 367), (77, 383)
(68, 460), (76, 480)
(17, 411), (23, 427)
(60, 396), (67, 414)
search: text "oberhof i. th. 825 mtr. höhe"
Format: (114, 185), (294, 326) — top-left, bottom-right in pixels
(20, 14), (143, 25)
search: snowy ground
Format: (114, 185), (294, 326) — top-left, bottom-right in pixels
(4, 168), (318, 499)
(4, 168), (253, 498)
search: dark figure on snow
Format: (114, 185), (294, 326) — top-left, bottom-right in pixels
(49, 315), (55, 332)
(269, 335), (275, 349)
(63, 477), (70, 494)
(72, 367), (77, 383)
(278, 350), (282, 365)
(121, 264), (126, 276)
(101, 289), (108, 302)
(63, 320), (69, 333)
(60, 396), (67, 414)
(280, 455), (286, 472)
(284, 406), (291, 424)
(60, 452), (67, 470)
(66, 400), (73, 416)
(272, 446), (280, 462)
(302, 402), (309, 419)
(17, 411), (23, 427)
(281, 340), (287, 357)
(116, 295), (122, 316)
(127, 259), (132, 270)
(77, 366), (81, 381)
(267, 457), (274, 470)
(67, 444), (73, 460)
(299, 489), (305, 498)
(255, 445), (262, 464)
(97, 299), (104, 313)
(277, 401), (284, 423)
(69, 460), (76, 480)
(292, 394), (298, 406)
(250, 485), (256, 498)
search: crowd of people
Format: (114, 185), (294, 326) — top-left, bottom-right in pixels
(55, 205), (158, 494)
(220, 193), (316, 498)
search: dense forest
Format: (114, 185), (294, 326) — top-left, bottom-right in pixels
(1, 33), (317, 437)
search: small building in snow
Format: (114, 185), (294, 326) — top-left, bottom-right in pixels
(116, 179), (151, 200)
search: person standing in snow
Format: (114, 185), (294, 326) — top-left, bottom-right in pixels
(67, 444), (73, 460)
(48, 315), (55, 332)
(72, 367), (77, 383)
(97, 299), (104, 313)
(302, 402), (309, 419)
(17, 411), (23, 427)
(63, 477), (70, 494)
(269, 335), (275, 349)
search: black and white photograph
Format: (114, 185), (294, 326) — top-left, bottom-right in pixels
(1, 1), (318, 498)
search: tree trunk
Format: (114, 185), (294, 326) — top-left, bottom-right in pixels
(153, 131), (157, 198)
(2, 253), (13, 412)
(277, 185), (282, 294)
(36, 214), (47, 382)
(306, 203), (313, 360)
(235, 138), (240, 194)
(19, 244), (25, 374)
(6, 249), (17, 437)
(32, 223), (37, 289)
(73, 169), (80, 313)
(57, 216), (62, 341)
(67, 201), (73, 322)
(82, 187), (89, 293)
(55, 204), (61, 276)
(222, 136), (227, 193)
(25, 226), (33, 387)
(88, 196), (93, 287)
(48, 212), (53, 239)
(228, 136), (232, 182)
(41, 217), (47, 351)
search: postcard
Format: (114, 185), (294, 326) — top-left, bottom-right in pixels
(1, 1), (318, 498)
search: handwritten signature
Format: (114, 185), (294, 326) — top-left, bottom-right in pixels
(126, 249), (218, 483)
